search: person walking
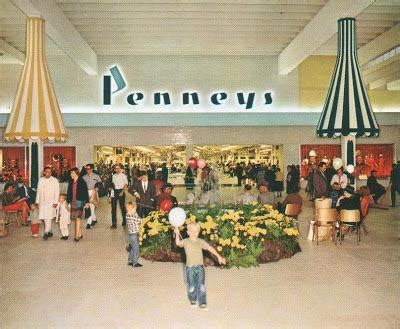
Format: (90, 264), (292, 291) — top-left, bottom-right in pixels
(36, 166), (60, 240)
(111, 164), (128, 228)
(67, 167), (89, 242)
(235, 163), (244, 187)
(313, 162), (329, 199)
(82, 163), (101, 228)
(389, 163), (398, 207)
(130, 171), (156, 218)
(161, 163), (169, 183)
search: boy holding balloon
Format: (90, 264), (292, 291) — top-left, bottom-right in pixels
(172, 212), (226, 310)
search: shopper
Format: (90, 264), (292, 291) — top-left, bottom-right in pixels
(55, 194), (70, 240)
(82, 163), (101, 228)
(111, 164), (128, 228)
(36, 166), (60, 240)
(130, 171), (156, 218)
(313, 162), (328, 198)
(2, 182), (30, 225)
(67, 167), (89, 242)
(126, 202), (143, 268)
(174, 224), (226, 309)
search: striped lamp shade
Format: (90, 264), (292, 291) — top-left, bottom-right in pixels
(4, 17), (67, 142)
(316, 18), (379, 138)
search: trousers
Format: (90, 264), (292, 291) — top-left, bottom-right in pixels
(128, 233), (139, 265)
(59, 219), (69, 237)
(111, 190), (126, 225)
(186, 265), (206, 305)
(43, 218), (52, 233)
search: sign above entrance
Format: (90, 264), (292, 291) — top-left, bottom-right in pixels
(103, 66), (273, 111)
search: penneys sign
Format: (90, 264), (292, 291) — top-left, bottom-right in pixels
(103, 66), (272, 110)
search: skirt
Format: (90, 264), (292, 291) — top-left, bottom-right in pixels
(70, 200), (84, 221)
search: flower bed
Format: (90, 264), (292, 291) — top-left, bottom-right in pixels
(139, 203), (301, 268)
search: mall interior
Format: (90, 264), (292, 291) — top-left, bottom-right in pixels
(0, 1), (399, 328)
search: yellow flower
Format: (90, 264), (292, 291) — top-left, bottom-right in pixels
(217, 246), (223, 252)
(283, 228), (300, 236)
(200, 216), (218, 234)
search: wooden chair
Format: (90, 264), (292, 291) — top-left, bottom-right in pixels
(3, 209), (22, 227)
(0, 218), (8, 237)
(313, 208), (337, 245)
(284, 203), (302, 230)
(314, 198), (332, 212)
(339, 210), (361, 245)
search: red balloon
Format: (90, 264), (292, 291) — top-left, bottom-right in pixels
(188, 157), (197, 170)
(160, 199), (173, 213)
(197, 159), (206, 170)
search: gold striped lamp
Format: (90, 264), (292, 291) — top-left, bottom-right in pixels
(4, 16), (67, 142)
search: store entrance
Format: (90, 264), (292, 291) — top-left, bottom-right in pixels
(94, 144), (284, 186)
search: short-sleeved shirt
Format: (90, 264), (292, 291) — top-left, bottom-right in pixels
(82, 173), (101, 190)
(183, 238), (209, 266)
(112, 173), (128, 189)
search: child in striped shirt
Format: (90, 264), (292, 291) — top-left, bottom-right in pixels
(126, 202), (143, 268)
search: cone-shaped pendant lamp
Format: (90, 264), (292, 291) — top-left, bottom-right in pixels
(3, 17), (67, 187)
(4, 16), (67, 142)
(317, 18), (379, 138)
(316, 18), (380, 177)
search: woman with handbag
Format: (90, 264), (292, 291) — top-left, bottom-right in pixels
(67, 167), (89, 242)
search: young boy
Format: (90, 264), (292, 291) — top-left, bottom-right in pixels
(174, 223), (226, 310)
(55, 194), (71, 240)
(30, 203), (40, 237)
(126, 202), (143, 268)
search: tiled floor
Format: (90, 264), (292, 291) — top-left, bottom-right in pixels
(1, 188), (399, 328)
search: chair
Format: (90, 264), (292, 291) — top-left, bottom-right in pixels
(313, 208), (337, 245)
(3, 209), (22, 227)
(0, 218), (8, 237)
(284, 203), (302, 230)
(339, 210), (361, 245)
(314, 198), (332, 211)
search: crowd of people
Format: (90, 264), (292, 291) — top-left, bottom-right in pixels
(2, 160), (399, 251)
(2, 159), (400, 310)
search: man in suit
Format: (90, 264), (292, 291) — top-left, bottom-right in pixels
(313, 162), (328, 199)
(16, 179), (36, 206)
(161, 163), (169, 183)
(130, 171), (156, 218)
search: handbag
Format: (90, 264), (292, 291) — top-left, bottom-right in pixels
(84, 207), (91, 219)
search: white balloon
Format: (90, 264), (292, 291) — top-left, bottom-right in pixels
(346, 164), (355, 174)
(332, 158), (343, 170)
(168, 207), (187, 227)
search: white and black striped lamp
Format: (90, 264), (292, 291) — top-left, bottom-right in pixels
(316, 17), (379, 168)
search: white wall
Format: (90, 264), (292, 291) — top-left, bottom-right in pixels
(0, 55), (298, 113)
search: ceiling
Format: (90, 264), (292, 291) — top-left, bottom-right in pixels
(0, 0), (399, 89)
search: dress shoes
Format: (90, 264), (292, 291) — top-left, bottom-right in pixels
(43, 233), (48, 240)
(47, 232), (53, 237)
(86, 224), (91, 229)
(91, 221), (97, 226)
(134, 263), (143, 268)
(110, 224), (117, 229)
(128, 262), (133, 266)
